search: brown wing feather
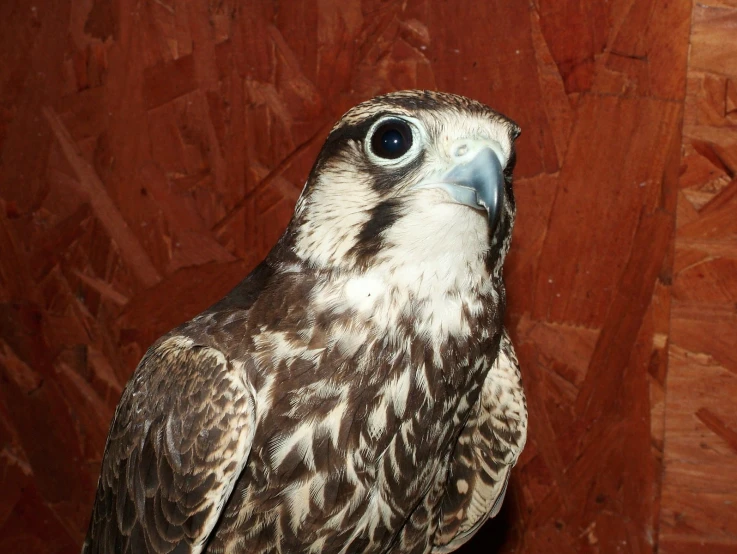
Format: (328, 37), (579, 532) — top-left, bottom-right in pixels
(433, 329), (527, 552)
(82, 337), (255, 554)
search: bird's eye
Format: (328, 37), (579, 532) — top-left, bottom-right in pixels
(370, 119), (413, 160)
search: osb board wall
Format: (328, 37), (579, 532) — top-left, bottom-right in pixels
(0, 0), (735, 553)
(661, 2), (737, 553)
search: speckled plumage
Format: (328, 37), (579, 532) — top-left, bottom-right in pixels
(83, 90), (527, 554)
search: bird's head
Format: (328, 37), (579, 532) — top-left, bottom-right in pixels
(288, 90), (520, 279)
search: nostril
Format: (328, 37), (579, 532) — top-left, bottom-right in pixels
(453, 143), (469, 158)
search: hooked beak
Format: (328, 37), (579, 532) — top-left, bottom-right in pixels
(415, 145), (504, 231)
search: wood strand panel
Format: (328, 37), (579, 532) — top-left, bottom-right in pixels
(661, 1), (737, 551)
(2, 1), (733, 553)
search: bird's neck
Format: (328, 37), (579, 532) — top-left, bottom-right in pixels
(306, 223), (498, 353)
(284, 199), (503, 349)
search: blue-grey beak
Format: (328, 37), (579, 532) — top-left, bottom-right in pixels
(416, 147), (504, 231)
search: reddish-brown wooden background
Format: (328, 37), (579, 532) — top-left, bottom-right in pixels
(1, 1), (736, 552)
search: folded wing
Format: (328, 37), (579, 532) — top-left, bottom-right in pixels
(82, 337), (256, 554)
(434, 330), (527, 553)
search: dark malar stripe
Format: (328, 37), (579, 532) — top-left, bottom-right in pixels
(350, 198), (405, 266)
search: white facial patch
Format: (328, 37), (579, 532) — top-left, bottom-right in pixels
(294, 169), (380, 267)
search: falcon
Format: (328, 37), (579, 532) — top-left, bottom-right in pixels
(83, 90), (527, 554)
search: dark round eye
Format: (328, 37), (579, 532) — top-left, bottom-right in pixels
(370, 119), (413, 160)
